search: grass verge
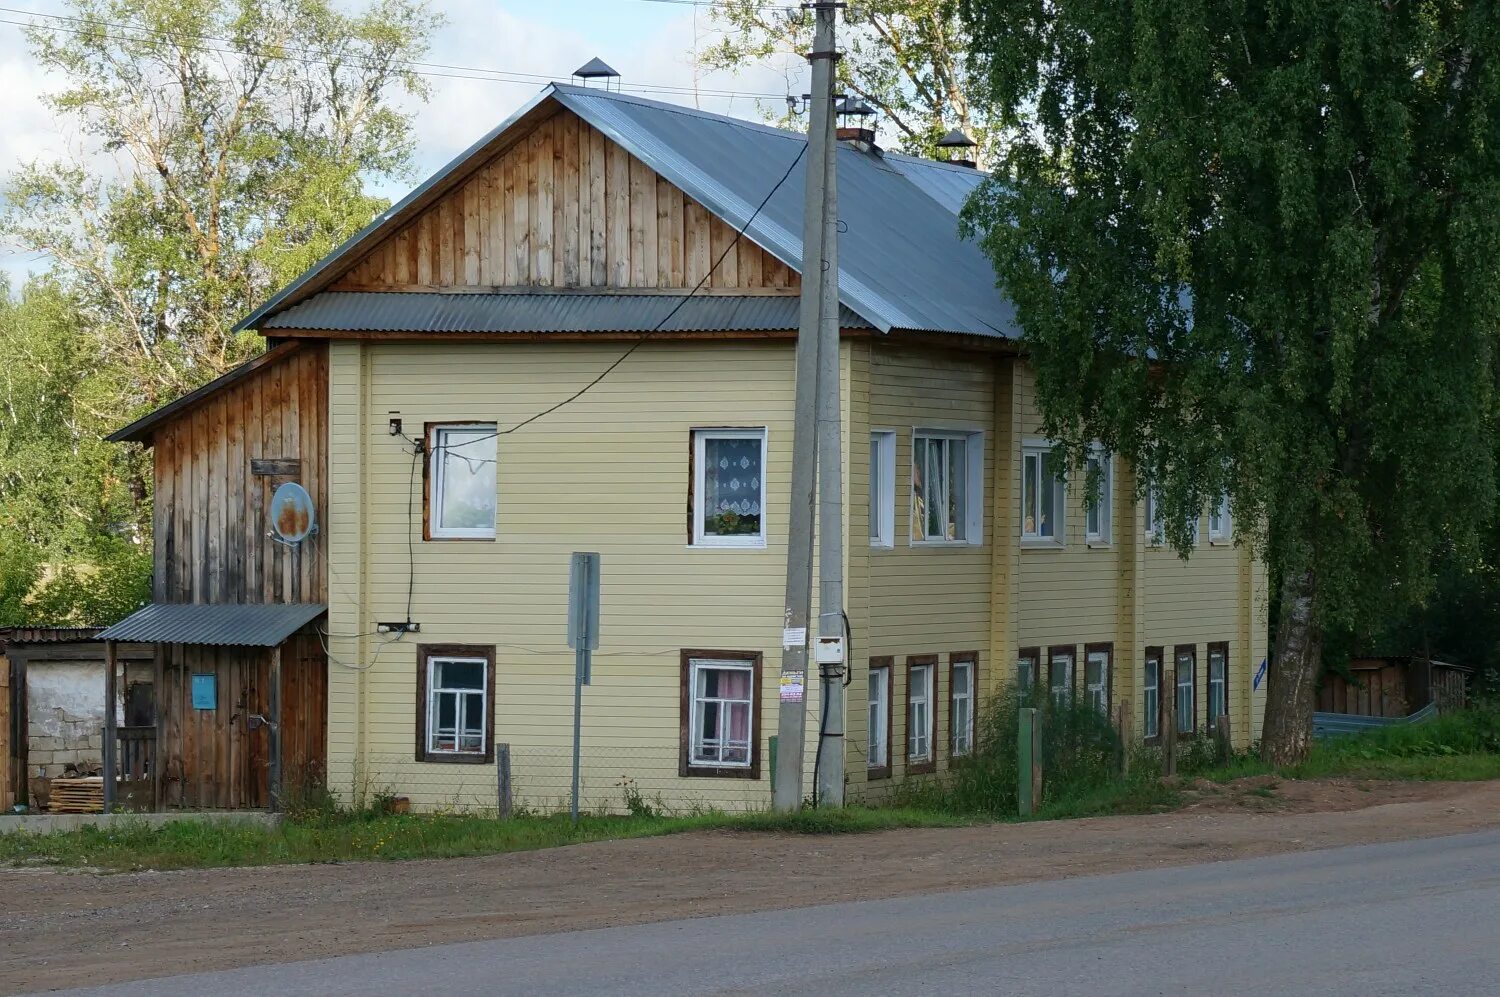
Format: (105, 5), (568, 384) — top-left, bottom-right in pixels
(0, 806), (972, 873)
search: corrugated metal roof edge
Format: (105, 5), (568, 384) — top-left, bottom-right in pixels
(97, 602), (328, 647)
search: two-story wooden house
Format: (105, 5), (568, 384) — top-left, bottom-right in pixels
(103, 83), (1268, 812)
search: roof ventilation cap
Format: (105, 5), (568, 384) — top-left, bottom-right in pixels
(936, 127), (980, 168)
(573, 57), (621, 91)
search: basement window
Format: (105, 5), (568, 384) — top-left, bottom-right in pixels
(418, 646), (495, 764)
(1085, 645), (1111, 716)
(681, 653), (761, 777)
(906, 657), (937, 772)
(868, 658), (892, 779)
(1176, 646), (1197, 735)
(427, 424), (497, 539)
(950, 654), (976, 758)
(1143, 651), (1162, 742)
(692, 429), (767, 547)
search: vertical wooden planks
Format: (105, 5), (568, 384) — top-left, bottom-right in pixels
(513, 135), (531, 283)
(463, 176), (481, 284)
(153, 427), (173, 601)
(685, 200), (711, 287)
(588, 125), (608, 286)
(260, 361), (282, 602)
(208, 397), (227, 602)
(281, 353), (301, 602)
(533, 118), (554, 286)
(607, 139), (630, 286)
(628, 155), (650, 286)
(711, 217), (738, 287)
(224, 385), (245, 602)
(483, 161), (503, 286)
(562, 116), (581, 286)
(552, 115), (568, 286)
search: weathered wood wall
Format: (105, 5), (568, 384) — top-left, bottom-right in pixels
(158, 633), (326, 809)
(1, 654), (12, 811)
(152, 344), (328, 604)
(1318, 661), (1411, 718)
(332, 109), (799, 293)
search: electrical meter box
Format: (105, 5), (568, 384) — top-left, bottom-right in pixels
(815, 635), (846, 666)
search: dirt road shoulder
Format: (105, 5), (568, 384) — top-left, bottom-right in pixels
(3, 778), (1497, 994)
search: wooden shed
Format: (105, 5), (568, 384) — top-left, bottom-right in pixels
(1318, 656), (1472, 718)
(99, 340), (331, 812)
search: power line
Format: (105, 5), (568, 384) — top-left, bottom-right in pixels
(423, 140), (808, 453)
(0, 6), (791, 101)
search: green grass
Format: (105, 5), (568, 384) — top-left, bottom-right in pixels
(0, 806), (973, 873)
(6, 705), (1496, 874)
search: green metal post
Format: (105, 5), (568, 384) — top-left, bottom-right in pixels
(1018, 707), (1038, 817)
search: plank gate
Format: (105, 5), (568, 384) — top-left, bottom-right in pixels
(158, 633), (326, 809)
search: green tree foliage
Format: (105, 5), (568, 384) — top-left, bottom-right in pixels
(0, 278), (151, 624)
(0, 0), (436, 624)
(702, 1), (992, 159)
(959, 1), (1500, 762)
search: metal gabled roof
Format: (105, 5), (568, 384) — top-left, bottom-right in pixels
(551, 85), (1018, 338)
(97, 602), (327, 647)
(233, 84), (1019, 340)
(265, 291), (869, 333)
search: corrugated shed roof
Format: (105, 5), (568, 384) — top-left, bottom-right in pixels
(232, 84), (1018, 340)
(97, 603), (327, 646)
(553, 85), (1017, 338)
(265, 292), (869, 333)
(0, 626), (104, 645)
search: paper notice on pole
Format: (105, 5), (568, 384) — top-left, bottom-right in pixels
(779, 671), (805, 702)
(781, 626), (807, 649)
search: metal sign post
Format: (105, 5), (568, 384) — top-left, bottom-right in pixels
(568, 552), (601, 824)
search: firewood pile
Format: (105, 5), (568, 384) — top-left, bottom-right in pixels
(47, 777), (105, 814)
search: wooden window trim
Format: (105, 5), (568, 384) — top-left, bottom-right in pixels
(423, 421), (497, 542)
(1143, 646), (1164, 746)
(948, 651), (979, 760)
(1174, 643), (1198, 738)
(688, 428), (769, 548)
(679, 649), (764, 779)
(415, 644), (497, 765)
(1047, 644), (1077, 705)
(905, 654), (938, 775)
(1207, 641), (1230, 731)
(1084, 642), (1113, 719)
(1017, 645), (1041, 696)
(868, 656), (894, 780)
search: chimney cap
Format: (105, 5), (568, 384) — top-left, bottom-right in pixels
(573, 57), (620, 80)
(936, 128), (979, 150)
(836, 97), (876, 118)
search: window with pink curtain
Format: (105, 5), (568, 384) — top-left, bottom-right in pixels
(691, 660), (754, 767)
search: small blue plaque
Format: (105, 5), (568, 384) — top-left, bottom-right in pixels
(191, 673), (217, 710)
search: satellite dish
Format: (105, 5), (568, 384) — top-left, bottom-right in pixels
(269, 482), (317, 545)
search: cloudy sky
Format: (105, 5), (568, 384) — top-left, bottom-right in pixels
(0, 0), (801, 286)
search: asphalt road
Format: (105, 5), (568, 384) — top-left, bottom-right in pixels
(50, 830), (1500, 996)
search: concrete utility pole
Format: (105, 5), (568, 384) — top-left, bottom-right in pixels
(813, 24), (845, 807)
(773, 0), (840, 812)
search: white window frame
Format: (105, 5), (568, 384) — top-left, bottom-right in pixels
(907, 663), (934, 763)
(688, 657), (756, 769)
(1208, 646), (1228, 728)
(1021, 439), (1066, 547)
(1085, 447), (1113, 546)
(950, 658), (975, 757)
(1145, 483), (1167, 546)
(1145, 482), (1198, 548)
(426, 655), (489, 757)
(692, 428), (768, 549)
(869, 430), (896, 549)
(1084, 648), (1109, 715)
(1143, 653), (1161, 740)
(1048, 650), (1074, 707)
(868, 664), (890, 772)
(909, 428), (984, 546)
(429, 423), (498, 540)
(1209, 494), (1233, 544)
(1176, 649), (1196, 735)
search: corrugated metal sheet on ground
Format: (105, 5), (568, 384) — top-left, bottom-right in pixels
(97, 603), (327, 647)
(265, 292), (870, 334)
(1312, 701), (1437, 738)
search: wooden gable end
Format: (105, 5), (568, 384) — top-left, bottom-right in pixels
(331, 108), (799, 293)
(151, 344), (328, 606)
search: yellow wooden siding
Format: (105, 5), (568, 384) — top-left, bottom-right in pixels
(325, 339), (837, 811)
(331, 109), (797, 293)
(861, 346), (995, 797)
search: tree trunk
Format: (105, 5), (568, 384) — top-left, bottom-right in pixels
(1260, 567), (1322, 766)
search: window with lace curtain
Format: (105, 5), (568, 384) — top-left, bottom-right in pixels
(692, 429), (766, 547)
